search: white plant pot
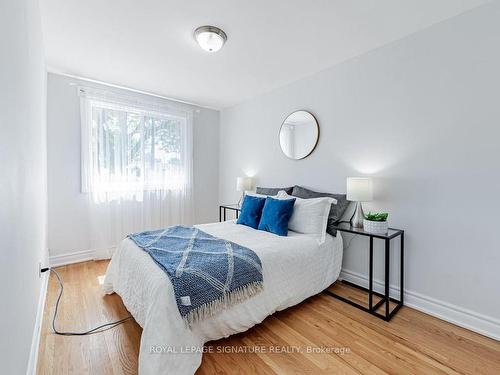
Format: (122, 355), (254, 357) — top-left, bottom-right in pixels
(363, 219), (388, 234)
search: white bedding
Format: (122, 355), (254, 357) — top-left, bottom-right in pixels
(103, 220), (343, 375)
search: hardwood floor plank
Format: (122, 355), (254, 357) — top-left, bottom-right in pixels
(315, 293), (500, 375)
(201, 335), (278, 375)
(263, 316), (369, 374)
(37, 261), (500, 375)
(306, 299), (459, 374)
(278, 304), (439, 375)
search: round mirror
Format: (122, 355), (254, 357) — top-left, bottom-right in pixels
(279, 110), (319, 160)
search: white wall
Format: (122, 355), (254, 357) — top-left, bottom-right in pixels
(47, 73), (219, 256)
(0, 0), (48, 373)
(220, 3), (500, 338)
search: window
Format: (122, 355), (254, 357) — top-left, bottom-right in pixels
(80, 88), (193, 201)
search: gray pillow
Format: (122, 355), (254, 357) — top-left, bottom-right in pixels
(255, 186), (293, 196)
(291, 185), (350, 236)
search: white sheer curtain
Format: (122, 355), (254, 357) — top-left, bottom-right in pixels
(80, 87), (194, 259)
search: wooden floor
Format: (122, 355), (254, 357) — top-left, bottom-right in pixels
(37, 261), (500, 375)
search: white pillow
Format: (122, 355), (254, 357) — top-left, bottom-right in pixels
(276, 190), (335, 243)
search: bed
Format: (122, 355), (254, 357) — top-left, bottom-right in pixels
(103, 219), (343, 375)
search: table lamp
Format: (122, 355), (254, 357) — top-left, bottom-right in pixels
(347, 177), (373, 228)
(236, 177), (255, 207)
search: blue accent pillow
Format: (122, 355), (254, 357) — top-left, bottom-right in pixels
(237, 195), (266, 229)
(258, 196), (296, 236)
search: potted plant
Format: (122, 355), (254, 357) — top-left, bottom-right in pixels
(363, 212), (389, 234)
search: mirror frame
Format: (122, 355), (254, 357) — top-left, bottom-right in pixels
(278, 110), (320, 160)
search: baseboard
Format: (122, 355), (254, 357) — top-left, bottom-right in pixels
(340, 269), (500, 341)
(26, 272), (49, 375)
(49, 246), (117, 268)
(49, 249), (95, 267)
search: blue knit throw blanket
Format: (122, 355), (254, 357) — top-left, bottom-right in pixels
(128, 226), (263, 326)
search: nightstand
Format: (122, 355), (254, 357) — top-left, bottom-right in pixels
(326, 222), (405, 321)
(219, 204), (241, 222)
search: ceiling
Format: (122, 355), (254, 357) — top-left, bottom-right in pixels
(40, 0), (489, 109)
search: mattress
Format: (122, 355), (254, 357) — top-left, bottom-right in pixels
(103, 220), (343, 375)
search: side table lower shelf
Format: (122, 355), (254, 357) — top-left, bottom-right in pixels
(324, 223), (405, 321)
(325, 280), (403, 321)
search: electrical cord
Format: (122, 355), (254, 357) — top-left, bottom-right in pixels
(335, 220), (357, 250)
(41, 268), (132, 336)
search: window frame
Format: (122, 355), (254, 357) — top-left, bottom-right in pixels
(79, 87), (193, 194)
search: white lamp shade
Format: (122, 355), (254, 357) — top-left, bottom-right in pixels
(236, 177), (255, 192)
(346, 177), (373, 202)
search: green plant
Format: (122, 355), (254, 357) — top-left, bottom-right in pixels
(364, 212), (388, 222)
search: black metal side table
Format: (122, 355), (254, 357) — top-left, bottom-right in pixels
(325, 223), (405, 321)
(219, 204), (241, 222)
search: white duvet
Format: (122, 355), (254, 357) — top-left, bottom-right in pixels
(103, 220), (343, 375)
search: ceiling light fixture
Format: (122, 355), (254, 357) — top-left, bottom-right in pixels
(194, 25), (227, 53)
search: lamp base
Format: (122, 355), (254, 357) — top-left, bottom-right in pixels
(237, 192), (245, 207)
(350, 202), (365, 228)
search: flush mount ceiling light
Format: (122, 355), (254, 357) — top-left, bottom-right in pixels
(194, 25), (227, 52)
